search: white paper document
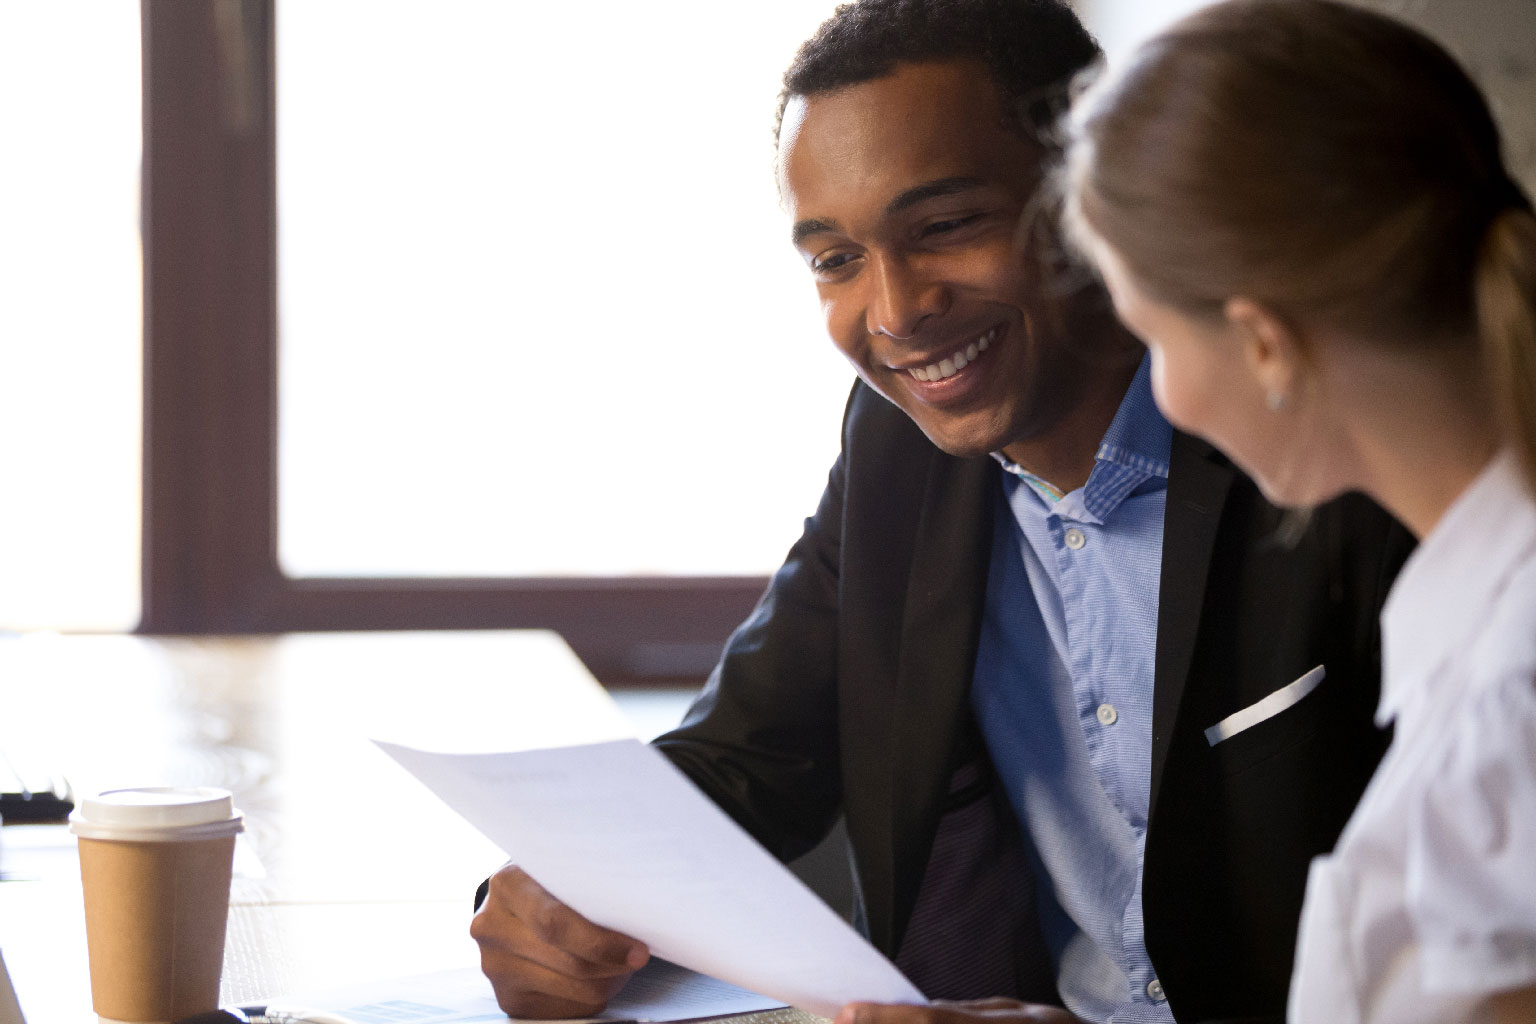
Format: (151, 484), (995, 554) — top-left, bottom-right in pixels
(269, 959), (786, 1024)
(374, 739), (925, 1019)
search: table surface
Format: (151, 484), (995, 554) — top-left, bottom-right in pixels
(0, 630), (715, 1024)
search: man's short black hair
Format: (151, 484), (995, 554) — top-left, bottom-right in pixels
(775, 0), (1101, 147)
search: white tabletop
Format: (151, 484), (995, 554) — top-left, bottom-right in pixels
(0, 630), (700, 1023)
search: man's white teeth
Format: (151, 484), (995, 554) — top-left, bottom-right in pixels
(908, 328), (996, 382)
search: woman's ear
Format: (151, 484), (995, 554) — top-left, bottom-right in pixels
(1225, 297), (1305, 408)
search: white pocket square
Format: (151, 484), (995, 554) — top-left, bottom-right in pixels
(1205, 665), (1327, 746)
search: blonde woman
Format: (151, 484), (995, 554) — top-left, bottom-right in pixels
(1059, 1), (1536, 1021)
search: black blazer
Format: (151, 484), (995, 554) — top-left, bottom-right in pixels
(655, 381), (1412, 1024)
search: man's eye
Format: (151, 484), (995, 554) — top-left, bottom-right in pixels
(922, 214), (984, 237)
(811, 252), (858, 274)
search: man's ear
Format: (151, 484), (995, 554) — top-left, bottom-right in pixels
(1225, 297), (1306, 403)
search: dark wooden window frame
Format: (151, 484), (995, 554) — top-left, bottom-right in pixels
(136, 1), (767, 686)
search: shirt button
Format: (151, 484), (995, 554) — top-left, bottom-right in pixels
(1096, 703), (1118, 726)
(1064, 527), (1086, 550)
(1147, 978), (1166, 1002)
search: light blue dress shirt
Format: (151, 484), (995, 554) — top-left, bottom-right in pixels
(971, 356), (1173, 1023)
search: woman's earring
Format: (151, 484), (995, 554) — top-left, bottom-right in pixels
(1266, 390), (1288, 412)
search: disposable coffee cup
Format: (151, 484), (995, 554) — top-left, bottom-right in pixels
(69, 787), (244, 1024)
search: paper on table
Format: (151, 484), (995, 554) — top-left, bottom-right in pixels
(268, 959), (786, 1024)
(374, 739), (925, 1019)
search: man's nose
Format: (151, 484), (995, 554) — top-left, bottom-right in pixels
(865, 256), (948, 340)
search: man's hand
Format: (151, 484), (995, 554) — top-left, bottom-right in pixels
(470, 863), (650, 1018)
(833, 998), (1089, 1024)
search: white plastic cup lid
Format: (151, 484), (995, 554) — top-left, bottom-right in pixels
(69, 786), (244, 842)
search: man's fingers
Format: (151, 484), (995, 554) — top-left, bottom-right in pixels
(523, 882), (648, 970)
(835, 1000), (935, 1024)
(479, 864), (649, 974)
(480, 945), (635, 1019)
(473, 906), (638, 980)
(471, 864), (651, 1019)
(835, 1001), (1086, 1024)
(930, 1000), (1034, 1015)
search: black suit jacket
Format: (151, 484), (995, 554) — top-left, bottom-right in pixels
(654, 381), (1412, 1023)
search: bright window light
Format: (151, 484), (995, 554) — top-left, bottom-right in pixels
(0, 3), (141, 632)
(276, 1), (855, 577)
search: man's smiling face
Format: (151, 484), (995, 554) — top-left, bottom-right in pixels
(781, 59), (1112, 460)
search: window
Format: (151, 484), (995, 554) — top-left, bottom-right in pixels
(275, 1), (850, 580)
(52, 0), (1526, 684)
(138, 0), (849, 685)
(0, 4), (141, 633)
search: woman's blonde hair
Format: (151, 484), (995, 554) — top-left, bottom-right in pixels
(1060, 0), (1536, 489)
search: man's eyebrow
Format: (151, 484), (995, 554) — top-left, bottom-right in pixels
(790, 177), (988, 246)
(886, 176), (988, 216)
(792, 218), (840, 247)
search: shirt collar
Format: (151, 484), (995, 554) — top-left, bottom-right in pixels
(1378, 448), (1536, 724)
(1096, 354), (1172, 480)
(991, 353), (1171, 522)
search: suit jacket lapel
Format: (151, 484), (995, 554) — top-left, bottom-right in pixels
(882, 448), (997, 952)
(1150, 431), (1235, 814)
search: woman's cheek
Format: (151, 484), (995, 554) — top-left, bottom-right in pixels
(1148, 345), (1201, 433)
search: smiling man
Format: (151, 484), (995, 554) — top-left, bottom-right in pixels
(779, 60), (1140, 488)
(471, 2), (1412, 1022)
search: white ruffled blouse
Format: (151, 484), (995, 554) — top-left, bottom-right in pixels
(1289, 450), (1536, 1024)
